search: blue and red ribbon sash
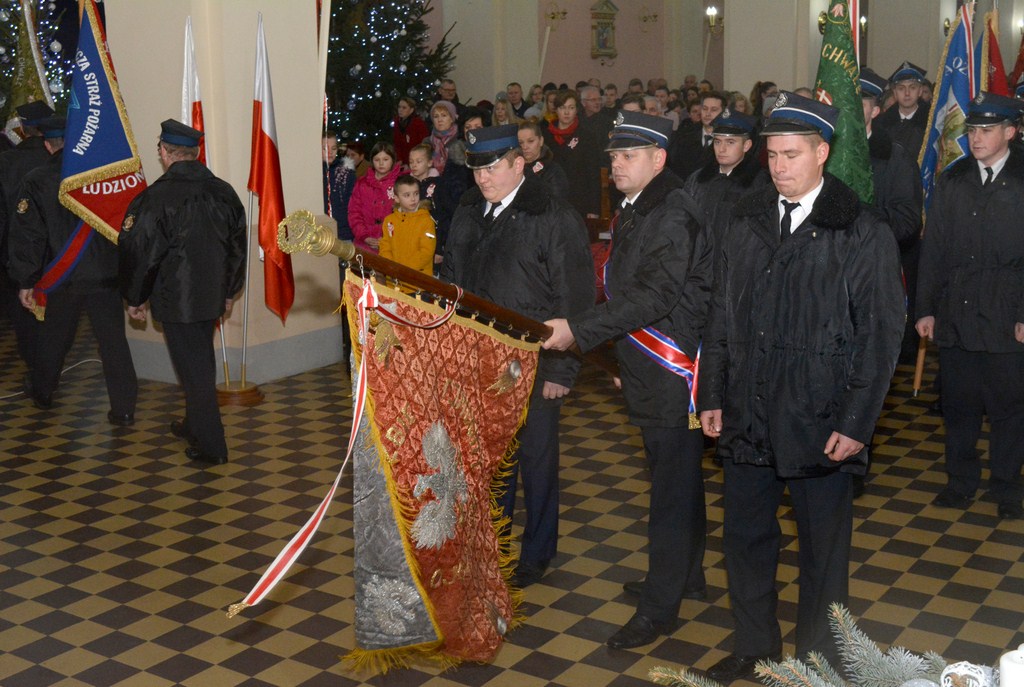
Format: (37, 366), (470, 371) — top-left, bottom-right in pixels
(29, 221), (94, 321)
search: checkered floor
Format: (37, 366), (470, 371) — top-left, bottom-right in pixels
(1, 316), (1022, 687)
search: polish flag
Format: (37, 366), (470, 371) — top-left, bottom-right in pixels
(181, 16), (206, 165)
(248, 13), (294, 324)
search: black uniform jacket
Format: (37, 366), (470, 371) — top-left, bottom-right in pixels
(0, 136), (51, 271)
(683, 152), (771, 254)
(571, 169), (713, 427)
(698, 174), (905, 477)
(118, 160), (246, 323)
(7, 151), (118, 293)
(872, 103), (928, 160)
(917, 150), (1024, 353)
(869, 128), (922, 247)
(441, 175), (594, 394)
(667, 125), (715, 182)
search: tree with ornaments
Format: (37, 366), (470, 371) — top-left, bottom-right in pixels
(325, 0), (456, 143)
(0, 0), (76, 127)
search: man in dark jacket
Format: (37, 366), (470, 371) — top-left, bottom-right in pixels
(1, 101), (54, 373)
(683, 108), (770, 251)
(861, 67), (923, 362)
(441, 125), (594, 589)
(873, 61), (929, 158)
(916, 93), (1024, 521)
(697, 93), (904, 683)
(543, 112), (713, 650)
(667, 90), (727, 181)
(7, 117), (138, 421)
(119, 120), (246, 466)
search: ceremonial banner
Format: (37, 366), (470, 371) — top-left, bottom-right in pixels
(920, 2), (976, 211)
(58, 0), (146, 244)
(248, 13), (294, 324)
(2, 0), (55, 135)
(181, 16), (206, 165)
(814, 0), (873, 204)
(1009, 26), (1024, 87)
(983, 11), (1009, 96)
(343, 275), (538, 670)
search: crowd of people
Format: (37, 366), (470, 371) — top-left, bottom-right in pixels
(319, 64), (1024, 682)
(2, 58), (1022, 685)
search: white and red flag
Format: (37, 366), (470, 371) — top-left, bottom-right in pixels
(181, 16), (206, 165)
(247, 13), (293, 324)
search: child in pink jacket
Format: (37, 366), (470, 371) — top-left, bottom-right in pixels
(347, 142), (402, 253)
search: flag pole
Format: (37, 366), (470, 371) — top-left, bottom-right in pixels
(215, 191), (264, 406)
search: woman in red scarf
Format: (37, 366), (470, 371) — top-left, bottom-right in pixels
(543, 89), (601, 217)
(428, 101), (459, 175)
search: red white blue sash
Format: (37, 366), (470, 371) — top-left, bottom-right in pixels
(604, 211), (701, 428)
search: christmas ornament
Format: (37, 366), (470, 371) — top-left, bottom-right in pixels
(0, 9), (9, 23)
(49, 40), (61, 53)
(399, 64), (407, 73)
(939, 662), (993, 687)
(900, 680), (939, 687)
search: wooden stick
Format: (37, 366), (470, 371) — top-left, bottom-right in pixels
(912, 335), (928, 397)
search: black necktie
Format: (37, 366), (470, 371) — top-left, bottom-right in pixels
(618, 203), (634, 230)
(983, 167), (993, 186)
(484, 201), (502, 224)
(703, 134), (713, 148)
(780, 199), (800, 240)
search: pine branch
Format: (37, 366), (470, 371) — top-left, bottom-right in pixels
(648, 666), (724, 687)
(754, 657), (840, 687)
(805, 651), (847, 686)
(923, 651), (947, 682)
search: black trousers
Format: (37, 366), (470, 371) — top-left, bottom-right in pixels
(3, 278), (39, 371)
(164, 320), (227, 458)
(637, 425), (706, 623)
(723, 460), (851, 664)
(498, 400), (561, 565)
(32, 287), (137, 414)
(939, 346), (1024, 503)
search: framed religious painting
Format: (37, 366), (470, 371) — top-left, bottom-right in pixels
(591, 0), (618, 59)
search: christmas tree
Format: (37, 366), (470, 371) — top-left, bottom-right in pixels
(325, 0), (456, 144)
(0, 0), (76, 123)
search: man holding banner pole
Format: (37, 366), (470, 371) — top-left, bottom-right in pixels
(544, 111), (712, 650)
(7, 117), (137, 421)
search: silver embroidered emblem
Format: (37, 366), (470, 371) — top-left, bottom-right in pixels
(467, 131), (477, 144)
(411, 422), (468, 549)
(775, 92), (789, 108)
(721, 107), (731, 119)
(614, 112), (625, 126)
(364, 574), (420, 635)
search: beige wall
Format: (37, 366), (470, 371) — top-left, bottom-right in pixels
(106, 0), (343, 383)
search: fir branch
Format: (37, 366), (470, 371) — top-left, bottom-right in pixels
(754, 657), (839, 687)
(805, 651), (846, 686)
(828, 602), (887, 682)
(648, 666), (724, 687)
(922, 651), (947, 682)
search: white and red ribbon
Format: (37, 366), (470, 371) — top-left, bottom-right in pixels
(228, 278), (462, 617)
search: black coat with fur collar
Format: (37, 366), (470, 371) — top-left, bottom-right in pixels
(917, 149), (1024, 353)
(570, 169), (713, 427)
(441, 174), (594, 396)
(698, 173), (904, 477)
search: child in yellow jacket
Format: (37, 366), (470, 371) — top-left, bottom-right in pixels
(379, 174), (436, 277)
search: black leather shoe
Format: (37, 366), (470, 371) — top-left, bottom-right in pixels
(998, 501), (1023, 520)
(705, 653), (781, 684)
(185, 446), (227, 466)
(170, 420), (199, 446)
(23, 374), (52, 410)
(623, 578), (706, 600)
(509, 560), (548, 588)
(107, 411), (135, 427)
(606, 613), (677, 649)
(933, 488), (972, 509)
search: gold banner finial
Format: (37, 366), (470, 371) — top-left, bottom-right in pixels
(277, 209), (355, 260)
